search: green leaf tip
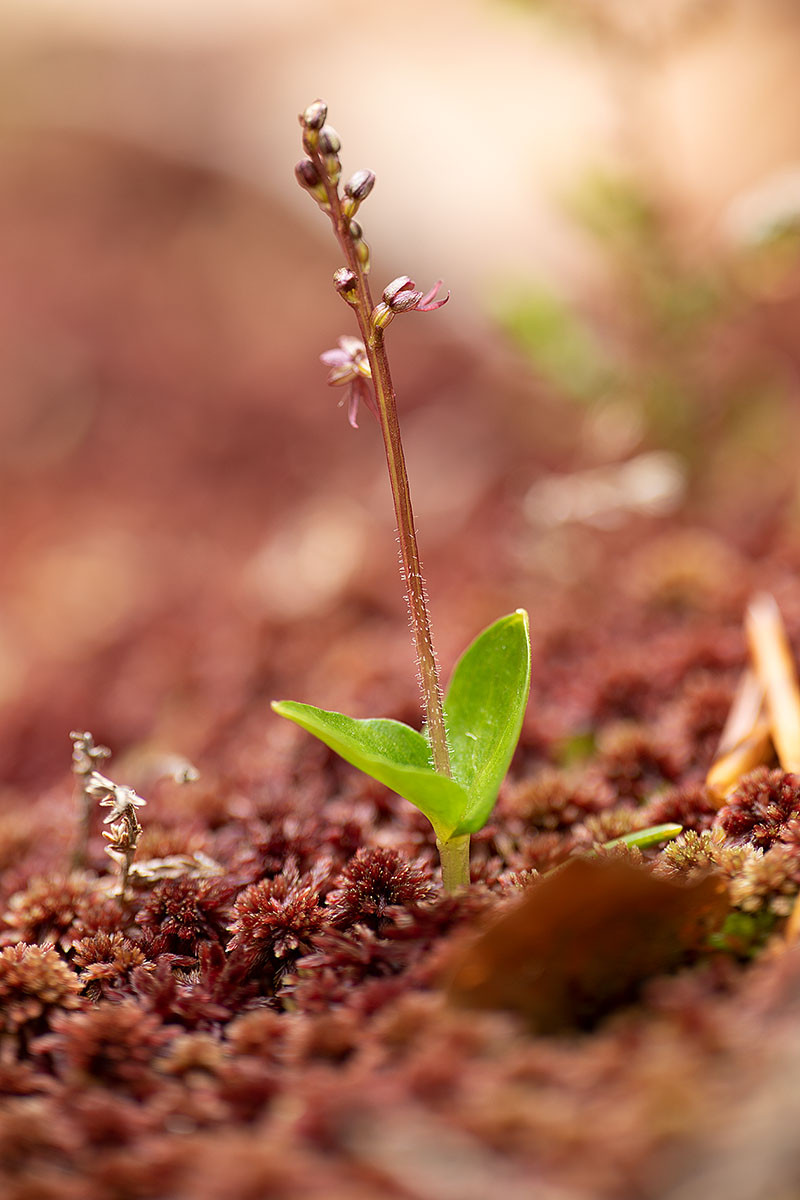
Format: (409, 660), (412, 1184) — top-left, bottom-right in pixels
(444, 609), (531, 836)
(272, 608), (532, 842)
(601, 823), (683, 852)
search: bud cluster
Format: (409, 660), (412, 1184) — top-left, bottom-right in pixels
(296, 100), (448, 431)
(297, 99), (373, 275)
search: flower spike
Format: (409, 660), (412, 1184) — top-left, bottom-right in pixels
(292, 101), (455, 826)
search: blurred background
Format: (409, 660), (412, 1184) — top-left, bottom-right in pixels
(2, 0), (800, 788)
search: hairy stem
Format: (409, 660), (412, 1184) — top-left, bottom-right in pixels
(437, 835), (470, 892)
(314, 157), (452, 779)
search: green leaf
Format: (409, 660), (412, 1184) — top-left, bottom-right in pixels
(600, 823), (683, 852)
(272, 609), (532, 842)
(445, 609), (531, 836)
(269, 702), (469, 841)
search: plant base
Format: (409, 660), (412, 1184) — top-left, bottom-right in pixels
(437, 833), (470, 892)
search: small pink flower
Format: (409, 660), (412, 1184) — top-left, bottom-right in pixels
(383, 276), (450, 313)
(320, 336), (376, 429)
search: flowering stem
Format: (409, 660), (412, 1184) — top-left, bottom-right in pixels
(309, 149), (452, 782)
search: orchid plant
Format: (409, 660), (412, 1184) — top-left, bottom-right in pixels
(272, 101), (531, 890)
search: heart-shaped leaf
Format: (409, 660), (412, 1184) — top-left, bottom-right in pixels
(444, 609), (531, 836)
(269, 703), (469, 840)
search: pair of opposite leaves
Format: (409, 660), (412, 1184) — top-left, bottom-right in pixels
(273, 610), (531, 843)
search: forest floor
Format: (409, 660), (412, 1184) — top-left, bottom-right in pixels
(2, 132), (800, 1200)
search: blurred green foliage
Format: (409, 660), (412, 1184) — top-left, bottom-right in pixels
(708, 909), (778, 960)
(495, 168), (800, 491)
(496, 287), (614, 404)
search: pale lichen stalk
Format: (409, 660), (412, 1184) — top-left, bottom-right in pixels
(84, 768), (146, 900)
(70, 730), (111, 869)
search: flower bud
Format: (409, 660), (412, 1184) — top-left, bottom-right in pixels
(346, 220), (369, 270)
(333, 267), (358, 304)
(388, 288), (424, 313)
(372, 302), (395, 331)
(380, 275), (449, 314)
(300, 100), (328, 131)
(295, 159), (321, 190)
(333, 267), (357, 292)
(318, 128), (341, 185)
(383, 276), (413, 304)
(318, 126), (341, 155)
(356, 239), (371, 274)
(294, 159), (328, 206)
(345, 170), (376, 203)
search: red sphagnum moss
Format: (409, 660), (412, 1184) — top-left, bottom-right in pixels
(5, 96), (800, 1200)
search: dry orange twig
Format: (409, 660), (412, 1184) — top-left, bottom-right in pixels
(706, 721), (772, 805)
(785, 889), (800, 945)
(746, 592), (800, 772)
(706, 669), (771, 804)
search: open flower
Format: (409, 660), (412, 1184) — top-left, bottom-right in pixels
(383, 276), (450, 313)
(320, 336), (376, 428)
(371, 276), (450, 330)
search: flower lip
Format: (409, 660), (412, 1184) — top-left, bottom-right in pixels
(416, 279), (450, 311)
(347, 376), (375, 429)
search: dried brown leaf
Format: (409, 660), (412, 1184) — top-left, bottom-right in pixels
(445, 857), (728, 1033)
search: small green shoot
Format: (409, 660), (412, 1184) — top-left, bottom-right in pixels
(274, 610), (531, 888)
(278, 102), (531, 890)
